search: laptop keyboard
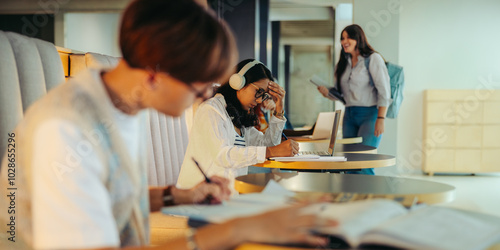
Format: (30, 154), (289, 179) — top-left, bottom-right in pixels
(299, 151), (330, 156)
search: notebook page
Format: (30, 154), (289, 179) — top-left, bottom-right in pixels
(162, 180), (292, 223)
(161, 199), (287, 223)
(270, 156), (347, 162)
(311, 199), (407, 247)
(361, 206), (500, 250)
(269, 155), (320, 161)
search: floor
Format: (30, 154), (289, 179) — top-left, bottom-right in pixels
(383, 172), (500, 218)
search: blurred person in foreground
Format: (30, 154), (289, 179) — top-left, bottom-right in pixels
(0, 0), (335, 249)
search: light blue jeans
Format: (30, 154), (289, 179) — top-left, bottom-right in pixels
(343, 106), (381, 175)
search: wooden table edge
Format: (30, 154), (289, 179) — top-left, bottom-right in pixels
(253, 156), (395, 170)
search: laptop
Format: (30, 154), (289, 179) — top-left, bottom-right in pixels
(298, 110), (341, 156)
(309, 112), (336, 140)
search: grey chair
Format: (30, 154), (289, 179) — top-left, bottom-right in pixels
(0, 30), (65, 161)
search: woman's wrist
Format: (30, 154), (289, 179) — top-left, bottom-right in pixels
(265, 147), (271, 158)
(163, 186), (175, 206)
(265, 146), (277, 158)
(377, 116), (385, 119)
(273, 109), (285, 119)
(170, 186), (191, 205)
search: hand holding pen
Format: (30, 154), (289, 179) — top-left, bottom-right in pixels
(191, 158), (231, 204)
(282, 132), (288, 141)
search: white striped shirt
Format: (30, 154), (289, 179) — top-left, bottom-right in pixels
(234, 130), (247, 147)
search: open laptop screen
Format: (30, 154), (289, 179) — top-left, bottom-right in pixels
(311, 112), (335, 140)
(327, 110), (342, 155)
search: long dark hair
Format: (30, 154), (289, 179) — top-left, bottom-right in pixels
(217, 59), (274, 129)
(335, 24), (375, 89)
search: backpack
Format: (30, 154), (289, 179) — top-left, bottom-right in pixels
(364, 56), (405, 119)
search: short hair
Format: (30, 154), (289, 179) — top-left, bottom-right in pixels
(120, 0), (237, 84)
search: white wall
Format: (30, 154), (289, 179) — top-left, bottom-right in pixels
(397, 0), (500, 174)
(334, 3), (353, 64)
(353, 0), (400, 175)
(64, 12), (121, 57)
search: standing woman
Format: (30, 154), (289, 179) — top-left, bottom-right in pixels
(317, 24), (391, 175)
(178, 59), (298, 192)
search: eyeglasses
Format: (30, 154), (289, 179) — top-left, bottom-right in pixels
(250, 83), (271, 102)
(149, 71), (214, 102)
(186, 83), (214, 102)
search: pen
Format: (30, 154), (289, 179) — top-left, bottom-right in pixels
(282, 132), (288, 140)
(192, 157), (211, 183)
(192, 157), (216, 204)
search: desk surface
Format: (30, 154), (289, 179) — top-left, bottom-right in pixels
(235, 172), (456, 204)
(254, 153), (395, 171)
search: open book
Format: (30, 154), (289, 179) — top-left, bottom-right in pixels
(162, 183), (500, 250)
(308, 200), (500, 249)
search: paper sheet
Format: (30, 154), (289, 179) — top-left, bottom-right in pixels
(270, 156), (347, 162)
(362, 206), (500, 250)
(162, 180), (293, 223)
(310, 199), (408, 246)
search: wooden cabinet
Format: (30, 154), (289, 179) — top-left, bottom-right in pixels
(423, 90), (500, 175)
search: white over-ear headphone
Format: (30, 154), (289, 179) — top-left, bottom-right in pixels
(229, 60), (262, 90)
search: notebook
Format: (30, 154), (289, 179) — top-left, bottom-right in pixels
(299, 110), (341, 156)
(310, 74), (346, 104)
(310, 112), (336, 140)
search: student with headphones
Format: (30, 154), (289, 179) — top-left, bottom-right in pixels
(177, 59), (299, 193)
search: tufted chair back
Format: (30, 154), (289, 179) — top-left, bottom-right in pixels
(0, 30), (65, 158)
